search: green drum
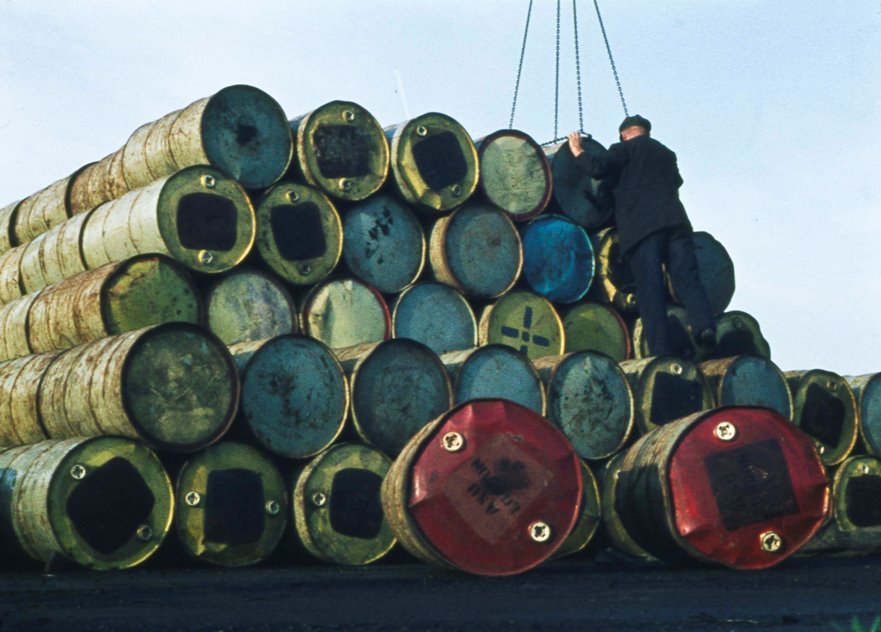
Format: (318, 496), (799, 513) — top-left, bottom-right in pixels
(786, 369), (858, 466)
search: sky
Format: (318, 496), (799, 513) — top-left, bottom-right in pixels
(1, 1), (879, 377)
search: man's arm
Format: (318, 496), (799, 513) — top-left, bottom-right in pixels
(567, 131), (623, 179)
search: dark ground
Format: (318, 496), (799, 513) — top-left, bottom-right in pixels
(2, 552), (881, 631)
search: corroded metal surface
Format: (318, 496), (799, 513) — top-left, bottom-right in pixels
(553, 460), (602, 559)
(12, 165), (90, 245)
(292, 442), (395, 565)
(0, 291), (39, 362)
(26, 254), (201, 356)
(343, 193), (425, 294)
(632, 306), (701, 361)
(615, 407), (829, 569)
(337, 338), (452, 457)
(381, 399), (582, 576)
(81, 166), (255, 275)
(714, 310), (772, 359)
(668, 231), (735, 317)
(562, 301), (631, 360)
(0, 352), (59, 446)
(521, 214), (594, 303)
(429, 202), (522, 299)
(476, 129), (551, 222)
(785, 369), (858, 466)
(254, 182), (343, 286)
(848, 374), (881, 456)
(0, 200), (21, 253)
(478, 290), (564, 360)
(544, 137), (611, 229)
(590, 227), (637, 314)
(391, 282), (477, 356)
(535, 351), (634, 461)
(599, 453), (654, 559)
(385, 112), (479, 214)
(0, 436), (173, 570)
(441, 344), (546, 415)
(206, 267), (296, 346)
(700, 356), (793, 421)
(18, 211), (91, 296)
(0, 247), (26, 306)
(620, 356), (713, 435)
(38, 323), (239, 452)
(290, 100), (389, 201)
(300, 277), (390, 349)
(230, 335), (347, 460)
(173, 441), (287, 567)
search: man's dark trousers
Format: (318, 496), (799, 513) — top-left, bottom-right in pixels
(626, 226), (715, 356)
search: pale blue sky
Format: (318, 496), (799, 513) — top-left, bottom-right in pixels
(1, 1), (879, 375)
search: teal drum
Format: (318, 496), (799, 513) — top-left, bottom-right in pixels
(534, 351), (635, 461)
(300, 277), (390, 349)
(669, 231), (735, 317)
(848, 374), (881, 456)
(521, 214), (595, 303)
(391, 282), (477, 356)
(440, 344), (546, 415)
(342, 193), (426, 294)
(714, 311), (771, 359)
(544, 136), (611, 229)
(336, 339), (453, 457)
(230, 335), (348, 460)
(700, 356), (794, 421)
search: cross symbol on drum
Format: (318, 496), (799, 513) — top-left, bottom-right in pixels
(500, 306), (551, 354)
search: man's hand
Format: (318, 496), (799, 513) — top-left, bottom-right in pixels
(567, 131), (584, 157)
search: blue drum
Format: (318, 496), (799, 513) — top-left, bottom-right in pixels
(521, 214), (595, 303)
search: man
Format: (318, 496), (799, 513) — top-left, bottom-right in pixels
(567, 115), (716, 357)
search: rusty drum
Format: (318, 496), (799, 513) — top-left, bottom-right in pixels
(386, 112), (479, 214)
(253, 182), (343, 286)
(18, 210), (91, 296)
(0, 292), (39, 362)
(632, 306), (701, 361)
(700, 355), (794, 420)
(336, 339), (452, 457)
(0, 200), (20, 254)
(391, 282), (477, 356)
(553, 460), (602, 559)
(289, 100), (389, 201)
(475, 129), (551, 222)
(848, 374), (881, 456)
(300, 277), (391, 349)
(589, 227), (637, 314)
(785, 369), (858, 466)
(291, 442), (396, 565)
(614, 406), (829, 569)
(441, 345), (546, 415)
(381, 399), (583, 576)
(0, 436), (173, 570)
(173, 441), (288, 567)
(714, 310), (771, 359)
(230, 335), (347, 460)
(343, 193), (426, 294)
(0, 352), (60, 447)
(668, 231), (735, 317)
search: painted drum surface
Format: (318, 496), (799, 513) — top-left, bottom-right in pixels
(848, 374), (881, 456)
(553, 460), (602, 559)
(714, 311), (771, 359)
(0, 200), (20, 253)
(381, 399), (583, 576)
(386, 112), (479, 214)
(19, 211), (91, 296)
(337, 339), (452, 457)
(230, 335), (347, 460)
(562, 301), (631, 360)
(620, 356), (713, 435)
(300, 277), (390, 349)
(0, 247), (26, 306)
(254, 182), (343, 286)
(700, 356), (794, 421)
(785, 369), (858, 466)
(535, 351), (635, 461)
(174, 441), (288, 567)
(11, 172), (77, 246)
(391, 282), (477, 356)
(292, 442), (396, 565)
(430, 203), (522, 300)
(206, 268), (297, 346)
(441, 345), (546, 416)
(81, 165), (256, 275)
(479, 290), (564, 360)
(0, 436), (173, 570)
(343, 193), (425, 294)
(290, 100), (389, 201)
(37, 323), (239, 452)
(633, 306), (701, 361)
(476, 129), (552, 222)
(26, 254), (201, 356)
(544, 137), (611, 229)
(669, 231), (735, 317)
(590, 227), (637, 313)
(521, 214), (594, 303)
(615, 407), (829, 569)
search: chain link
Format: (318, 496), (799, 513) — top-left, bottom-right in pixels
(572, 0), (585, 134)
(508, 0), (534, 130)
(593, 0), (628, 116)
(553, 0), (561, 141)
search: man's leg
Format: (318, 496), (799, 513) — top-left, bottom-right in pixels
(626, 231), (671, 356)
(667, 229), (716, 343)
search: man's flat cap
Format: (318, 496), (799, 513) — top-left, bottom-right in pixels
(619, 114), (651, 133)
